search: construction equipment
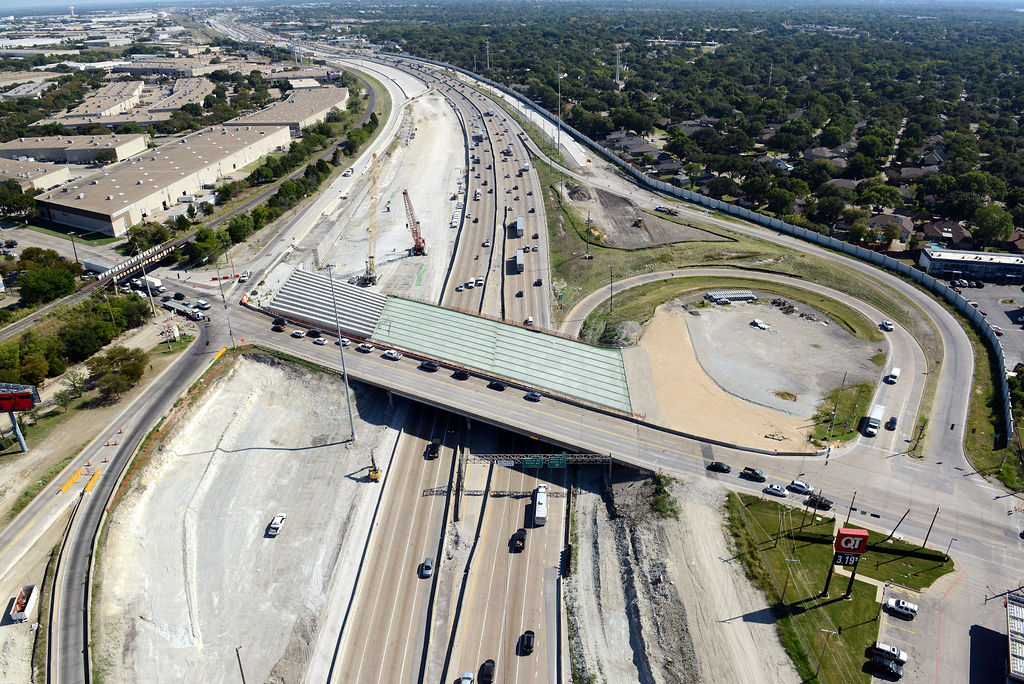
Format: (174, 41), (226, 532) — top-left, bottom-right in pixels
(632, 217), (645, 228)
(358, 153), (380, 285)
(403, 189), (427, 256)
(368, 449), (381, 481)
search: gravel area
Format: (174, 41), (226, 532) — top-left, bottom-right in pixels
(685, 298), (880, 417)
(93, 355), (400, 684)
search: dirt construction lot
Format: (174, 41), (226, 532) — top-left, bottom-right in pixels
(93, 355), (400, 683)
(568, 469), (797, 684)
(560, 182), (728, 249)
(625, 299), (878, 449)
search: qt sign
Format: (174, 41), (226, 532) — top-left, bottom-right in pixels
(834, 528), (869, 555)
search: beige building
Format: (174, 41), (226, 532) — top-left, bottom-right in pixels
(0, 158), (69, 191)
(232, 86), (348, 133)
(148, 78), (215, 113)
(0, 133), (148, 164)
(64, 80), (145, 118)
(37, 124), (290, 237)
(0, 81), (54, 100)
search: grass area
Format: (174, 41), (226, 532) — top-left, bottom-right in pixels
(726, 492), (875, 684)
(21, 217), (122, 245)
(650, 473), (678, 518)
(810, 382), (875, 445)
(31, 542), (61, 682)
(580, 275), (883, 348)
(871, 352), (887, 367)
(147, 333), (194, 355)
(776, 390), (798, 401)
(726, 493), (956, 683)
(846, 525), (955, 590)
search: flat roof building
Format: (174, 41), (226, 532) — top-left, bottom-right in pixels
(0, 80), (53, 100)
(231, 86), (348, 133)
(37, 124), (290, 237)
(63, 80), (144, 118)
(0, 133), (148, 164)
(0, 158), (69, 191)
(919, 247), (1024, 283)
(148, 77), (214, 113)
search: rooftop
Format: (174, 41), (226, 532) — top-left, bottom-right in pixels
(922, 248), (1024, 265)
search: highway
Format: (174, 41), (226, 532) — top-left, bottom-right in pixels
(16, 21), (1016, 684)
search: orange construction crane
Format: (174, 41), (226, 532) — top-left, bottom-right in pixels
(403, 189), (427, 256)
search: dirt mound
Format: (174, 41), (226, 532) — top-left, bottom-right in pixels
(565, 181), (591, 201)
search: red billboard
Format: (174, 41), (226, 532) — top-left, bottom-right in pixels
(0, 392), (36, 411)
(834, 528), (870, 555)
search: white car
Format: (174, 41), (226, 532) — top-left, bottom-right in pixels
(880, 319), (894, 331)
(342, 168), (353, 177)
(455, 285), (464, 292)
(290, 330), (305, 338)
(383, 349), (403, 361)
(313, 338), (327, 345)
(267, 514), (286, 536)
(524, 316), (534, 326)
(788, 480), (813, 495)
(356, 343), (374, 353)
(885, 598), (918, 619)
(336, 338), (351, 347)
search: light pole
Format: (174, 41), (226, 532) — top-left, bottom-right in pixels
(326, 264), (356, 442)
(68, 232), (80, 268)
(816, 629), (838, 679)
(212, 256), (236, 348)
(556, 68), (563, 152)
(235, 645), (247, 684)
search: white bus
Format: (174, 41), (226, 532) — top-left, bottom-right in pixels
(534, 485), (547, 527)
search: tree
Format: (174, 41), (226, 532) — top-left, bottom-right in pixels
(62, 369), (86, 396)
(18, 353), (48, 386)
(186, 203), (197, 221)
(87, 346), (147, 401)
(856, 184), (905, 211)
(200, 201), (214, 217)
(813, 196), (846, 226)
(96, 372), (132, 401)
(972, 204), (1013, 248)
(766, 188), (795, 215)
(707, 176), (740, 199)
(93, 148), (118, 164)
(55, 389), (75, 413)
(18, 267), (74, 304)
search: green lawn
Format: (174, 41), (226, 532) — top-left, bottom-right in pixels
(810, 382), (875, 445)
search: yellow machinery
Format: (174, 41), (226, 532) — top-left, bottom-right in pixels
(358, 153), (380, 285)
(368, 449), (381, 481)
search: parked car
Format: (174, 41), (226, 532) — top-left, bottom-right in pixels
(764, 484), (787, 497)
(788, 480), (813, 495)
(885, 598), (918, 619)
(459, 673), (474, 684)
(382, 349), (403, 361)
(740, 467), (766, 482)
(868, 654), (904, 679)
(267, 514), (286, 536)
(869, 641), (908, 665)
(173, 291), (186, 300)
(706, 461), (731, 473)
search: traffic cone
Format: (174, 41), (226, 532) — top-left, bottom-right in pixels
(86, 461), (91, 467)
(113, 440), (118, 446)
(103, 457), (108, 463)
(105, 440), (109, 446)
(118, 428), (123, 434)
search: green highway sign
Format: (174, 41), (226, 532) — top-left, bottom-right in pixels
(549, 454), (566, 468)
(523, 457), (544, 469)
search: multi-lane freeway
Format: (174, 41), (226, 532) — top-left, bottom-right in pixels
(3, 17), (1013, 684)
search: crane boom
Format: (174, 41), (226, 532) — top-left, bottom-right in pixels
(403, 189), (427, 256)
(359, 153), (379, 285)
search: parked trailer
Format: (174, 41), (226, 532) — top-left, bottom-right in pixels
(864, 403), (885, 437)
(9, 584), (37, 622)
(143, 275), (162, 289)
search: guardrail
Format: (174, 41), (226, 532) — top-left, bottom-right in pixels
(375, 51), (1014, 449)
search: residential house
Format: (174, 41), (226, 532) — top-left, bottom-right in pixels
(868, 213), (914, 241)
(919, 219), (973, 250)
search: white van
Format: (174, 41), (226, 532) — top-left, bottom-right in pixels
(196, 299), (211, 310)
(886, 367), (901, 384)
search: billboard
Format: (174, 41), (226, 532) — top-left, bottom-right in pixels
(834, 528), (870, 555)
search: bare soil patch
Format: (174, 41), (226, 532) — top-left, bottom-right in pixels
(561, 182), (727, 249)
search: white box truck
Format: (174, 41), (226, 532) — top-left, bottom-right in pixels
(143, 275), (162, 290)
(865, 404), (885, 436)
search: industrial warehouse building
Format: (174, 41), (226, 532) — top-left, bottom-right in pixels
(36, 124), (290, 236)
(0, 158), (69, 191)
(231, 86), (348, 133)
(0, 133), (148, 164)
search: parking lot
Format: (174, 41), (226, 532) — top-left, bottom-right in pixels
(951, 281), (1024, 367)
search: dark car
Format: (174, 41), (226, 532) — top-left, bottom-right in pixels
(488, 380), (507, 391)
(520, 630), (535, 655)
(306, 328), (322, 338)
(273, 317), (286, 326)
(513, 528), (527, 552)
(453, 369), (470, 380)
(534, 278), (543, 286)
(427, 438), (441, 458)
(524, 391), (542, 402)
(868, 655), (904, 679)
(420, 360), (440, 372)
(4, 239), (16, 248)
(707, 461), (731, 473)
(805, 493), (834, 510)
(885, 416), (898, 430)
(479, 659), (495, 684)
(173, 291), (186, 300)
(740, 467), (767, 482)
(161, 294), (173, 302)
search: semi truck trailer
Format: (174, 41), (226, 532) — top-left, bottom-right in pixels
(9, 585), (37, 622)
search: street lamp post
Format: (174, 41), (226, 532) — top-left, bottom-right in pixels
(212, 256), (236, 348)
(556, 69), (563, 152)
(326, 264), (356, 442)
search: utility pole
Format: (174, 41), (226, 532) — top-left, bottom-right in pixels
(556, 68), (562, 152)
(68, 232), (80, 268)
(845, 490), (857, 526)
(485, 39), (490, 70)
(235, 645), (247, 684)
(922, 506), (939, 548)
(816, 629), (838, 679)
(326, 264), (357, 442)
(212, 256), (236, 348)
(608, 265), (614, 313)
